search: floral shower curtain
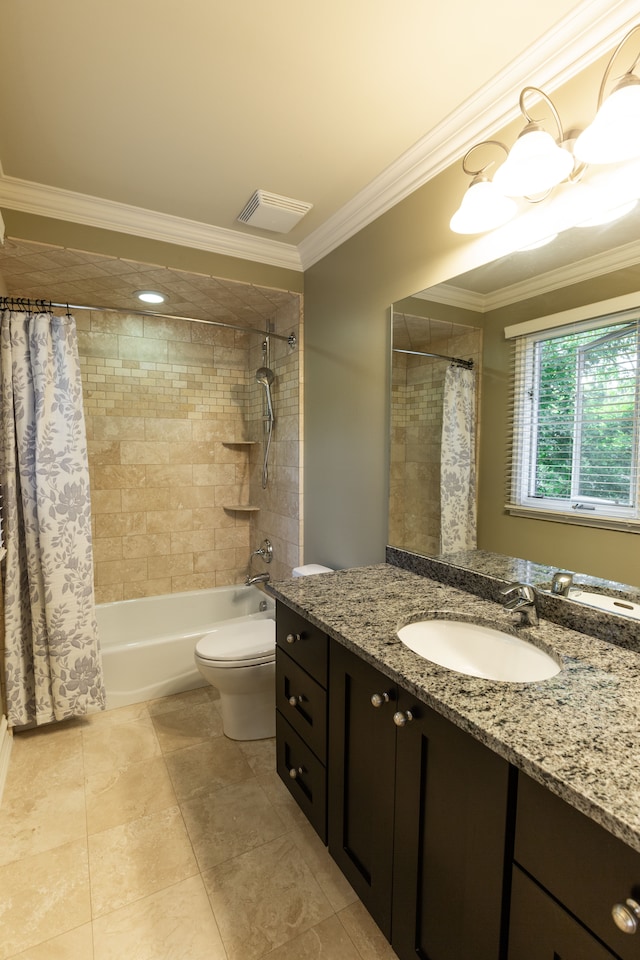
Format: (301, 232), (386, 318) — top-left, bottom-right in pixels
(440, 364), (477, 553)
(0, 309), (105, 727)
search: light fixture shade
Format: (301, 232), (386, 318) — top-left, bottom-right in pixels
(449, 179), (517, 234)
(493, 128), (574, 197)
(574, 79), (640, 164)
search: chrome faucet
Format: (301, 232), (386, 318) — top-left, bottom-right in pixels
(245, 572), (271, 586)
(250, 539), (273, 564)
(551, 571), (573, 596)
(500, 582), (539, 626)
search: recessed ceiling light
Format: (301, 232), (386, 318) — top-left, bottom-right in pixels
(136, 290), (166, 304)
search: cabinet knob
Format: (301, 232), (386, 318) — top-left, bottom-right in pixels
(612, 898), (640, 934)
(371, 692), (390, 708)
(286, 633), (300, 644)
(289, 766), (304, 779)
(288, 695), (303, 707)
(393, 710), (414, 727)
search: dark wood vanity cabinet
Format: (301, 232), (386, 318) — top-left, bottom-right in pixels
(275, 602), (329, 841)
(274, 603), (640, 960)
(328, 639), (513, 960)
(510, 772), (640, 960)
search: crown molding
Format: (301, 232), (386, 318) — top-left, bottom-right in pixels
(414, 284), (486, 312)
(0, 0), (637, 274)
(0, 174), (303, 271)
(421, 238), (640, 312)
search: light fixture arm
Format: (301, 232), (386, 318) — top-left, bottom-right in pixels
(596, 24), (640, 108)
(461, 139), (509, 180)
(518, 86), (565, 142)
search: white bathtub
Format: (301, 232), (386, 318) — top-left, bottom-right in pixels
(96, 585), (275, 709)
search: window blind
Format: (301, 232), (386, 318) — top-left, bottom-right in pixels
(506, 309), (640, 529)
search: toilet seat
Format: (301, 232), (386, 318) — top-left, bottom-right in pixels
(195, 619), (275, 669)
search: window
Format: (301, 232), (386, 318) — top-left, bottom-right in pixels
(507, 308), (640, 529)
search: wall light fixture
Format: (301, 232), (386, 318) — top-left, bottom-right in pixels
(449, 24), (640, 241)
(492, 87), (576, 198)
(574, 24), (640, 165)
(449, 141), (517, 234)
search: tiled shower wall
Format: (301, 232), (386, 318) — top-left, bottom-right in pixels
(246, 297), (304, 583)
(389, 318), (482, 555)
(78, 300), (301, 604)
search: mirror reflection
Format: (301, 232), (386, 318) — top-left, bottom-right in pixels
(389, 203), (640, 591)
(389, 311), (481, 555)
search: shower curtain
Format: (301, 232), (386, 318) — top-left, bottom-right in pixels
(440, 364), (477, 553)
(0, 308), (105, 727)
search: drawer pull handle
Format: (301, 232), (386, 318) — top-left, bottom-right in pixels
(289, 766), (304, 780)
(612, 898), (640, 934)
(393, 710), (414, 727)
(371, 692), (390, 708)
(288, 695), (303, 707)
(286, 633), (300, 644)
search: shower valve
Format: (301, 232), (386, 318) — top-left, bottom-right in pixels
(250, 539), (273, 563)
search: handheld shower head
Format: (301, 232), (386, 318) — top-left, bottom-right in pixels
(255, 367), (275, 422)
(255, 366), (274, 387)
(255, 366), (275, 488)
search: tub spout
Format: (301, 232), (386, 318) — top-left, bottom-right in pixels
(245, 572), (271, 586)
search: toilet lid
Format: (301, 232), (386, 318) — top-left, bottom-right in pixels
(195, 618), (275, 664)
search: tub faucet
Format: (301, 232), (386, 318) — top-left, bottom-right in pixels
(500, 582), (539, 626)
(245, 572), (271, 586)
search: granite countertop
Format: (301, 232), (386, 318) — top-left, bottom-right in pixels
(268, 563), (640, 854)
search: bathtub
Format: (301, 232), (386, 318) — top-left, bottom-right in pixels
(96, 585), (275, 709)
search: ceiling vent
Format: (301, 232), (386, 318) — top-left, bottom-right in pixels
(237, 190), (313, 233)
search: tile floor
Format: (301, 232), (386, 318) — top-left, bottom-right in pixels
(0, 687), (399, 960)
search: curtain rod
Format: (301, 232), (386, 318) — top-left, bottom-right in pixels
(0, 296), (297, 348)
(393, 347), (473, 369)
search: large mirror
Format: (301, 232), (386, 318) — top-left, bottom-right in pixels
(389, 202), (640, 591)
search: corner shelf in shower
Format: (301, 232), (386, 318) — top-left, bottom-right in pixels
(222, 441), (258, 446)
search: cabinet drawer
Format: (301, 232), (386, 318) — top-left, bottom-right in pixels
(515, 773), (640, 960)
(509, 866), (616, 960)
(276, 602), (328, 686)
(276, 648), (327, 762)
(276, 712), (326, 842)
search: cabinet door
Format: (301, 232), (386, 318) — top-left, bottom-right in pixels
(276, 602), (328, 686)
(392, 692), (513, 960)
(514, 773), (640, 960)
(328, 641), (397, 939)
(276, 712), (327, 842)
(509, 866), (617, 960)
(276, 648), (327, 762)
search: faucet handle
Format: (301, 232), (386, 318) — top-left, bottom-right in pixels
(500, 582), (535, 601)
(551, 571), (573, 596)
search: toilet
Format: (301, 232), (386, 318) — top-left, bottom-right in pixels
(194, 564), (333, 740)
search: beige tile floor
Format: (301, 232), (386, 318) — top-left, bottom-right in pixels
(0, 687), (399, 960)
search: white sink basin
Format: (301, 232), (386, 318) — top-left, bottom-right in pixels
(397, 619), (561, 683)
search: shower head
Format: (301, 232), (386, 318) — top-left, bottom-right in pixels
(255, 366), (275, 425)
(255, 366), (274, 386)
